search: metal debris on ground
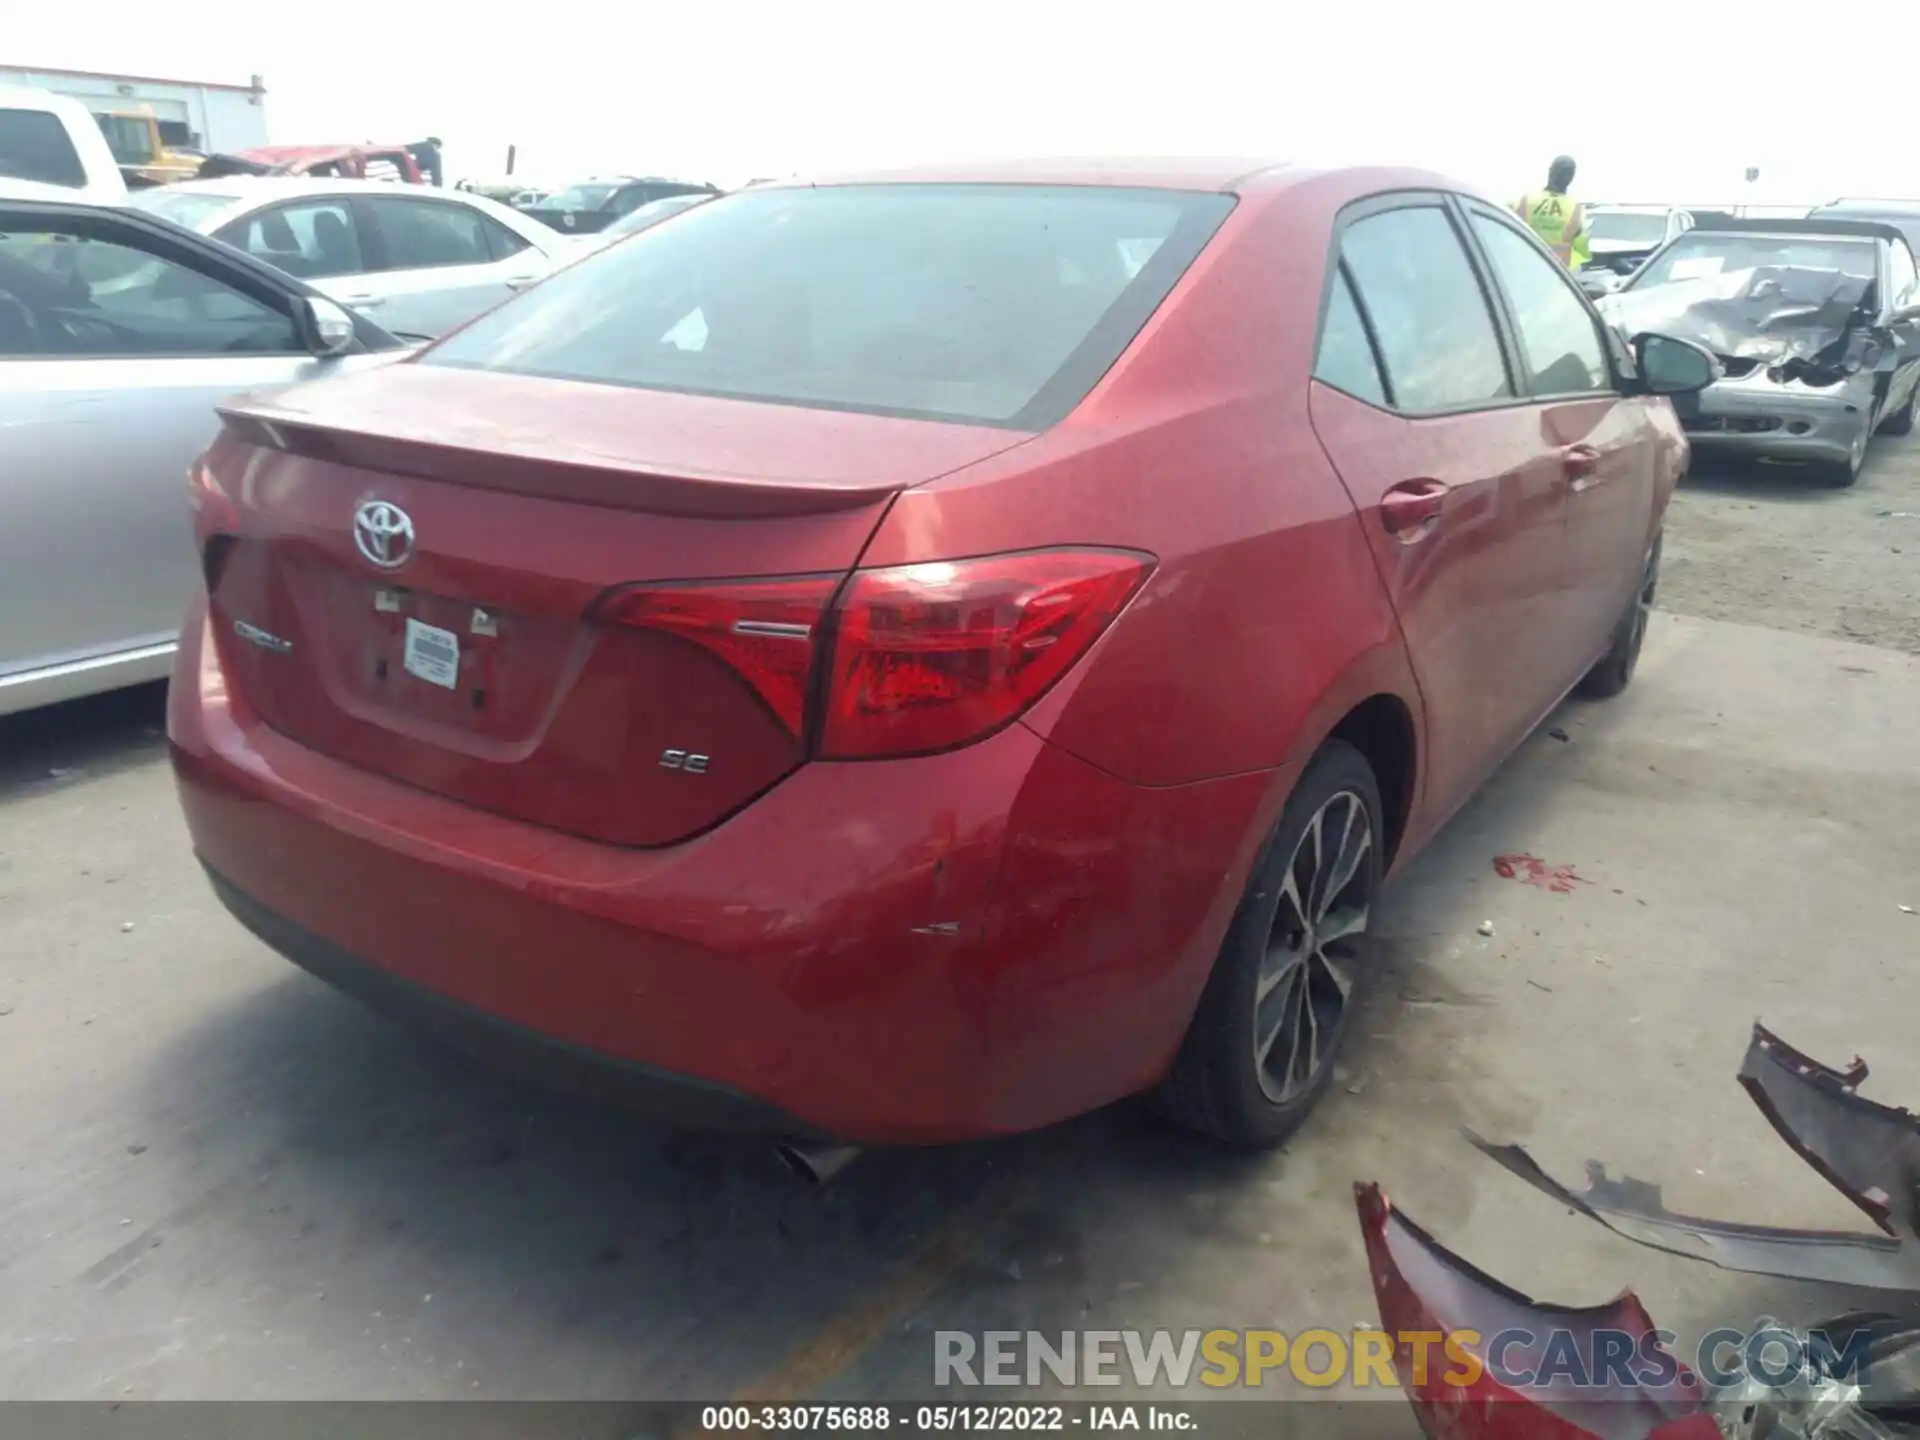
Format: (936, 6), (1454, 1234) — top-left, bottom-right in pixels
(1359, 1023), (1920, 1437)
(1706, 1315), (1899, 1440)
(1468, 1021), (1920, 1291)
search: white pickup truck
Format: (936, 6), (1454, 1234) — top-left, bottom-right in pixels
(0, 86), (128, 204)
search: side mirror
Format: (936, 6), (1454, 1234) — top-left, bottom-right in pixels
(1631, 331), (1719, 396)
(299, 296), (357, 358)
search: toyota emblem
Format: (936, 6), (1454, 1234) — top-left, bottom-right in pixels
(353, 500), (415, 569)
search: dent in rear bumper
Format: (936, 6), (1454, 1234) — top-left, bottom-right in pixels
(170, 600), (1275, 1143)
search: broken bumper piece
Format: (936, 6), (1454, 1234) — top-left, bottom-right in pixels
(1467, 1022), (1920, 1293)
(1356, 1181), (1715, 1438)
(1355, 1184), (1920, 1439)
(1361, 1023), (1920, 1438)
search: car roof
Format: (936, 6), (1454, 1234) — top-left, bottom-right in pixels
(0, 84), (93, 117)
(1816, 198), (1920, 214)
(554, 175), (701, 187)
(152, 176), (479, 203)
(784, 156), (1292, 193)
(1688, 213), (1904, 244)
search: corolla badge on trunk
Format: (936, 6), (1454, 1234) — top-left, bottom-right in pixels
(233, 620), (292, 654)
(353, 500), (415, 569)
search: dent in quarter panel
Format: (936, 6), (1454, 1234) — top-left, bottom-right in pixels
(980, 736), (1280, 1129)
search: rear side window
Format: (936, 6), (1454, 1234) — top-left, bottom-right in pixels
(0, 107), (87, 189)
(1467, 211), (1611, 395)
(481, 216), (531, 260)
(1314, 268), (1388, 405)
(1339, 205), (1511, 412)
(423, 184), (1237, 428)
(365, 198), (494, 270)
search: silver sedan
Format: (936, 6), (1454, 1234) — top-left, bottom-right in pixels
(0, 195), (410, 716)
(1598, 218), (1920, 486)
(128, 178), (571, 338)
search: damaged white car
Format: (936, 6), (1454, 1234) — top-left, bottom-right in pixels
(1597, 216), (1920, 486)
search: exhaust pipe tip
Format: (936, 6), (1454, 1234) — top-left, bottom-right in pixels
(776, 1141), (863, 1185)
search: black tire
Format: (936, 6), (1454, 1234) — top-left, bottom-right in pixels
(1155, 740), (1384, 1147)
(1879, 385), (1917, 438)
(1578, 532), (1660, 699)
(1815, 425), (1868, 487)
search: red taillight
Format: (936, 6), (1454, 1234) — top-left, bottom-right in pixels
(821, 549), (1152, 759)
(592, 575), (839, 736)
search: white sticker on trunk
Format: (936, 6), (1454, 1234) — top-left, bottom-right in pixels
(403, 618), (460, 689)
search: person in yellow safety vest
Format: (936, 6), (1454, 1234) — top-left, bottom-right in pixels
(1515, 155), (1586, 267)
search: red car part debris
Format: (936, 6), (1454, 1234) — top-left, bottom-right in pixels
(1492, 853), (1589, 894)
(1355, 1181), (1715, 1440)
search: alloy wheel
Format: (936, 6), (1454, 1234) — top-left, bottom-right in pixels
(1253, 790), (1375, 1103)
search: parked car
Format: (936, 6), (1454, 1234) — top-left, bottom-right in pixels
(579, 191), (715, 251)
(1807, 197), (1920, 256)
(1575, 204), (1695, 297)
(128, 178), (571, 337)
(170, 162), (1712, 1150)
(1598, 215), (1920, 485)
(520, 175), (719, 234)
(0, 197), (408, 718)
(0, 86), (127, 204)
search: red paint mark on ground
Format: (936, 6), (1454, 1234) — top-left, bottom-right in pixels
(1493, 853), (1589, 894)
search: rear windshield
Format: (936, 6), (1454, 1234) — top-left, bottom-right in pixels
(0, 107), (86, 189)
(1587, 211), (1668, 245)
(543, 183), (617, 211)
(423, 183), (1235, 427)
(1633, 233), (1877, 289)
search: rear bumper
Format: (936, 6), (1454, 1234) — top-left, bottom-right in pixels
(205, 864), (819, 1134)
(170, 601), (1276, 1143)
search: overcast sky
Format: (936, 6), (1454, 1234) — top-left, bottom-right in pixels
(17, 0), (1911, 205)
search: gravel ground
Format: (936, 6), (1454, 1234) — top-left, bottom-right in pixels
(1662, 433), (1920, 653)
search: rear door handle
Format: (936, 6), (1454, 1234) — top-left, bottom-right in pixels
(504, 275), (540, 290)
(1562, 443), (1603, 487)
(1380, 479), (1450, 541)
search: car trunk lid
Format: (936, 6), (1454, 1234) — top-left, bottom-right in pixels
(202, 365), (1030, 846)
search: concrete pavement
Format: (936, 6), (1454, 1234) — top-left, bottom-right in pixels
(2, 449), (1917, 1413)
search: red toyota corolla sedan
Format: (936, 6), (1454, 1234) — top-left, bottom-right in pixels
(170, 160), (1711, 1148)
